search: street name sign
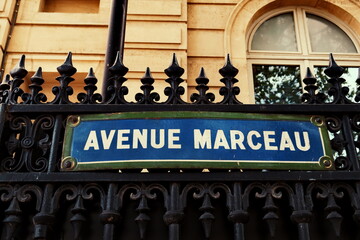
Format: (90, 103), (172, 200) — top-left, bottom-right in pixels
(61, 112), (334, 171)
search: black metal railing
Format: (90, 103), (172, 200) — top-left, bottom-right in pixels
(0, 52), (359, 239)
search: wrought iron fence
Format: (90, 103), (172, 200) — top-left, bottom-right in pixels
(0, 52), (359, 239)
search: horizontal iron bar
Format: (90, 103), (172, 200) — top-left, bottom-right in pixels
(1, 171), (360, 182)
(6, 104), (360, 114)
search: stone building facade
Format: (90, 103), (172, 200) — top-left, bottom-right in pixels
(0, 0), (359, 102)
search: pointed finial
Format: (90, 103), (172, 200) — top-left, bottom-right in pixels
(305, 67), (315, 79)
(33, 67), (43, 78)
(218, 54), (242, 104)
(219, 54), (239, 78)
(30, 67), (44, 85)
(65, 52), (73, 65)
(135, 67), (159, 104)
(171, 53), (179, 66)
(164, 53), (184, 77)
(199, 67), (206, 78)
(140, 67), (155, 85)
(77, 67), (102, 104)
(303, 67), (316, 85)
(84, 67), (97, 86)
(301, 66), (326, 104)
(2, 74), (10, 84)
(18, 54), (25, 68)
(10, 55), (28, 79)
(143, 67), (152, 79)
(87, 67), (95, 78)
(324, 53), (344, 78)
(57, 52), (77, 76)
(0, 74), (10, 92)
(109, 51), (128, 76)
(196, 67), (209, 85)
(226, 53), (231, 63)
(191, 67), (215, 104)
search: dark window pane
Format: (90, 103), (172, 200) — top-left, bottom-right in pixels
(314, 66), (358, 102)
(253, 65), (302, 104)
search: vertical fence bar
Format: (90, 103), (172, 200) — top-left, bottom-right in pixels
(297, 220), (311, 239)
(33, 184), (55, 239)
(169, 222), (180, 240)
(102, 183), (119, 240)
(293, 183), (310, 240)
(342, 115), (360, 170)
(48, 115), (64, 172)
(167, 183), (181, 240)
(233, 183), (245, 240)
(0, 104), (6, 143)
(354, 182), (360, 240)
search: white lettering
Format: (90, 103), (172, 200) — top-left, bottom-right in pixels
(133, 129), (147, 149)
(279, 131), (295, 151)
(82, 128), (311, 153)
(84, 130), (99, 150)
(150, 129), (165, 149)
(230, 130), (245, 150)
(117, 130), (130, 149)
(214, 130), (230, 149)
(101, 130), (115, 150)
(168, 129), (181, 149)
(295, 131), (310, 151)
(247, 130), (262, 150)
(263, 131), (278, 150)
(194, 129), (212, 149)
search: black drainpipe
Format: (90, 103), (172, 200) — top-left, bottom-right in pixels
(102, 0), (128, 101)
(0, 0), (21, 80)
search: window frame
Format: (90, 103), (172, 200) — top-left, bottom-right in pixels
(302, 9), (359, 55)
(246, 7), (360, 103)
(248, 7), (360, 55)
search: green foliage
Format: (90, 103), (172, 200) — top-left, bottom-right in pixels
(253, 65), (302, 104)
(253, 65), (358, 104)
(314, 66), (356, 102)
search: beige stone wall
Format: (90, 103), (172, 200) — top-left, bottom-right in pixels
(0, 0), (16, 74)
(4, 0), (107, 101)
(4, 0), (187, 102)
(187, 0), (238, 102)
(1, 0), (360, 103)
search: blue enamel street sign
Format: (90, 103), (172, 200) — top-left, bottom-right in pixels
(61, 112), (334, 171)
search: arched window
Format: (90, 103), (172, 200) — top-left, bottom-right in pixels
(248, 8), (359, 104)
